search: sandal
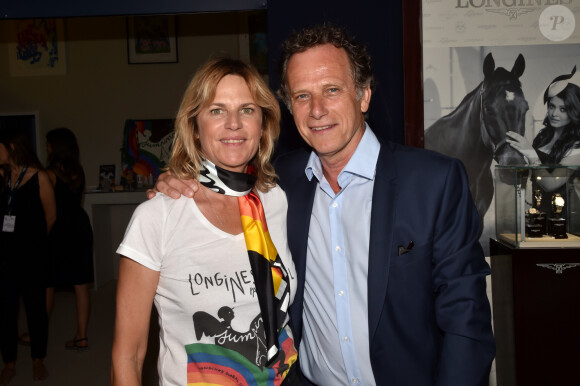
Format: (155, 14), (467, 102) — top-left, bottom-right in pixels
(65, 337), (89, 351)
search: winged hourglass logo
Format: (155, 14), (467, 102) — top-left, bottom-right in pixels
(536, 263), (580, 275)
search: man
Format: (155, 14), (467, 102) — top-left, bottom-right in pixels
(153, 24), (495, 385)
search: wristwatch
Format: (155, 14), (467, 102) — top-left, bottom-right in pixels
(551, 193), (565, 215)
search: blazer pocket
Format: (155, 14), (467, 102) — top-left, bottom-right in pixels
(391, 242), (429, 267)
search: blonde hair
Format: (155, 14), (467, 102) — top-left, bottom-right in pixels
(168, 58), (281, 192)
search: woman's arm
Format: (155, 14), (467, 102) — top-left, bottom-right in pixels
(534, 150), (580, 192)
(46, 169), (57, 187)
(111, 257), (160, 386)
(506, 131), (541, 164)
(38, 170), (56, 233)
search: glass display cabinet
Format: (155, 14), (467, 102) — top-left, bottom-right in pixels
(492, 165), (580, 385)
(494, 165), (580, 248)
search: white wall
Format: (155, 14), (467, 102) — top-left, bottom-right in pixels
(0, 13), (249, 187)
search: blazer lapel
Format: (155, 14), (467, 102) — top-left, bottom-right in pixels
(367, 146), (398, 341)
(286, 172), (317, 344)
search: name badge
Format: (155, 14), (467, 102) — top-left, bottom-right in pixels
(2, 215), (15, 232)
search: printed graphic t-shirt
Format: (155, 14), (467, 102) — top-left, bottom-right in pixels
(117, 186), (297, 386)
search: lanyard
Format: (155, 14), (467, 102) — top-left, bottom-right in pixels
(6, 166), (28, 214)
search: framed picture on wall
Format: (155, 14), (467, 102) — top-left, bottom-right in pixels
(8, 19), (67, 76)
(98, 164), (116, 191)
(127, 15), (177, 64)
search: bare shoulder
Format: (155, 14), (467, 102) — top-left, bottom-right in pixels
(36, 169), (53, 187)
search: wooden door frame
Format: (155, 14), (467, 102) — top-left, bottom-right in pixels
(403, 0), (424, 148)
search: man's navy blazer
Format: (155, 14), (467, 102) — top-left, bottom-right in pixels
(275, 137), (496, 385)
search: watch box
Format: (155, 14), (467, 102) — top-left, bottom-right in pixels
(494, 165), (580, 248)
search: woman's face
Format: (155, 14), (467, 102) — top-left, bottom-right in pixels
(196, 74), (262, 173)
(547, 96), (571, 128)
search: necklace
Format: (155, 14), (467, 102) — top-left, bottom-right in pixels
(201, 186), (226, 230)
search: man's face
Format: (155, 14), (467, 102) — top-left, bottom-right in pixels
(286, 44), (371, 165)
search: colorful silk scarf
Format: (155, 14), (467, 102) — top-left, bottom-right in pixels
(199, 159), (291, 365)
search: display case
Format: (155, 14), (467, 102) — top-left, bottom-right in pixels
(494, 165), (580, 248)
(490, 238), (580, 386)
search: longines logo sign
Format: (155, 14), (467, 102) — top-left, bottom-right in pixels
(422, 0), (578, 47)
(456, 0), (572, 7)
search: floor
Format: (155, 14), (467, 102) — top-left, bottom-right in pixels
(7, 281), (159, 386)
(5, 273), (498, 386)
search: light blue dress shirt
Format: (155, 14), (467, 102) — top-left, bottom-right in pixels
(299, 124), (380, 385)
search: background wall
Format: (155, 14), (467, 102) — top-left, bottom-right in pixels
(0, 12), (252, 188)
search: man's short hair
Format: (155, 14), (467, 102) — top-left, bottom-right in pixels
(277, 23), (375, 109)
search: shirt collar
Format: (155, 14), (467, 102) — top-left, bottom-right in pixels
(305, 122), (380, 182)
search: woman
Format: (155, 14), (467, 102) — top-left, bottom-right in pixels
(507, 66), (580, 234)
(45, 127), (94, 351)
(0, 128), (55, 384)
(111, 58), (298, 385)
(507, 66), (580, 191)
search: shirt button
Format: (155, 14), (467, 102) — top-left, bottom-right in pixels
(338, 290), (344, 296)
(343, 336), (349, 342)
(352, 378), (359, 384)
(332, 202), (338, 208)
(335, 246), (341, 252)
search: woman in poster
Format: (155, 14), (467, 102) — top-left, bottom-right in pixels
(506, 66), (580, 227)
(507, 66), (580, 190)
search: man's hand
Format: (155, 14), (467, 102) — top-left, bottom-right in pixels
(146, 170), (199, 200)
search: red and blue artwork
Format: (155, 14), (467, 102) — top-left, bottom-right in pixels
(120, 119), (174, 188)
(16, 19), (59, 67)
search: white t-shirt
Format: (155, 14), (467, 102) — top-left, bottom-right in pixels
(117, 186), (297, 386)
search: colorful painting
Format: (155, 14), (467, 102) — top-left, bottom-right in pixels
(8, 19), (67, 76)
(120, 119), (174, 189)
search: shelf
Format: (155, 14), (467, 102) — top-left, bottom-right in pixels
(498, 233), (580, 248)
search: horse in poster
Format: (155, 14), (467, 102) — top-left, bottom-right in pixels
(425, 53), (528, 220)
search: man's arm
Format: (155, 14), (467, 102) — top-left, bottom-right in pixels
(147, 170), (199, 199)
(432, 159), (495, 386)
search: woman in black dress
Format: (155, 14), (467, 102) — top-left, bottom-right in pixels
(0, 128), (55, 384)
(45, 128), (94, 351)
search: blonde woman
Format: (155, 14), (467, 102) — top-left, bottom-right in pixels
(111, 58), (298, 386)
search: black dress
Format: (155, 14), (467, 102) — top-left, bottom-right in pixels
(48, 177), (94, 286)
(0, 172), (49, 361)
(0, 172), (48, 283)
